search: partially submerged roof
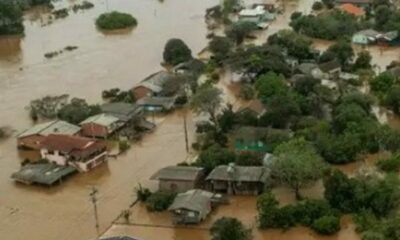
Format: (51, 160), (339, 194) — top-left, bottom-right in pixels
(297, 63), (319, 75)
(80, 113), (120, 127)
(378, 31), (399, 41)
(337, 0), (371, 4)
(319, 60), (341, 73)
(206, 165), (269, 183)
(11, 163), (77, 185)
(355, 29), (380, 38)
(18, 120), (80, 138)
(136, 96), (175, 111)
(150, 166), (204, 181)
(169, 189), (213, 214)
(101, 102), (142, 122)
(40, 134), (106, 159)
(238, 99), (266, 116)
(136, 71), (177, 93)
(239, 5), (266, 17)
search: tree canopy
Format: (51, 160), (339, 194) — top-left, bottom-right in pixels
(163, 38), (192, 66)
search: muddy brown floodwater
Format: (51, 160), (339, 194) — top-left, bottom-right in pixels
(0, 0), (215, 239)
(0, 0), (397, 240)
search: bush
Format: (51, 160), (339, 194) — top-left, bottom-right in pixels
(163, 38), (192, 66)
(236, 151), (263, 166)
(135, 185), (152, 202)
(210, 217), (251, 240)
(118, 140), (131, 153)
(96, 11), (137, 30)
(377, 153), (400, 172)
(312, 2), (324, 11)
(145, 191), (176, 212)
(311, 215), (340, 235)
(238, 84), (255, 100)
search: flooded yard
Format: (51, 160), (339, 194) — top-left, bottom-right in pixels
(103, 196), (359, 240)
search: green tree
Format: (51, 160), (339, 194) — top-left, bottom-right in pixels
(371, 73), (395, 96)
(57, 98), (101, 124)
(95, 11), (137, 30)
(196, 144), (236, 172)
(163, 38), (192, 66)
(322, 0), (334, 8)
(226, 21), (258, 44)
(210, 217), (251, 240)
(323, 39), (354, 66)
(209, 36), (233, 64)
(257, 192), (279, 228)
(190, 85), (222, 127)
(324, 170), (357, 212)
(353, 51), (372, 71)
(271, 138), (326, 199)
(312, 1), (324, 11)
(0, 2), (24, 35)
(385, 85), (400, 114)
(255, 72), (288, 102)
(268, 30), (313, 60)
(375, 5), (392, 30)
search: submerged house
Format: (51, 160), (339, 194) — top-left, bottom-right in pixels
(136, 96), (176, 113)
(17, 120), (81, 150)
(352, 29), (380, 45)
(101, 102), (143, 123)
(237, 99), (267, 119)
(377, 31), (399, 46)
(11, 163), (77, 186)
(40, 134), (107, 172)
(296, 63), (324, 79)
(132, 71), (183, 100)
(150, 166), (206, 193)
(206, 164), (269, 195)
(80, 113), (124, 138)
(168, 189), (223, 224)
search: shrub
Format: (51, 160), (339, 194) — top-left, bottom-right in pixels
(210, 217), (251, 240)
(312, 2), (324, 11)
(96, 11), (137, 30)
(118, 140), (131, 153)
(135, 185), (152, 202)
(145, 191), (176, 212)
(238, 84), (255, 100)
(311, 215), (340, 235)
(377, 153), (400, 172)
(163, 38), (192, 66)
(236, 151), (263, 166)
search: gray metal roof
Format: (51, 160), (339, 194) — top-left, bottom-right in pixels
(150, 166), (204, 181)
(101, 103), (142, 122)
(18, 120), (81, 138)
(136, 96), (175, 111)
(80, 113), (120, 127)
(206, 165), (269, 183)
(138, 71), (176, 93)
(11, 163), (77, 185)
(169, 189), (213, 217)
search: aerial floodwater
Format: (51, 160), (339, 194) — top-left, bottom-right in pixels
(0, 0), (215, 239)
(2, 0), (400, 240)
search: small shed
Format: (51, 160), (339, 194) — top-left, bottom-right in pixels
(168, 189), (219, 224)
(11, 163), (77, 186)
(206, 164), (269, 195)
(17, 120), (81, 150)
(150, 166), (206, 192)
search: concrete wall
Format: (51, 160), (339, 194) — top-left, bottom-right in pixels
(41, 149), (67, 166)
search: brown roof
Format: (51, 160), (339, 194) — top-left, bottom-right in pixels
(340, 3), (365, 16)
(41, 134), (106, 159)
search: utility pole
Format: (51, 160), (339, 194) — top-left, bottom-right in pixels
(183, 109), (189, 153)
(90, 187), (100, 238)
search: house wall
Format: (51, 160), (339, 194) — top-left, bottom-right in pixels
(72, 152), (107, 172)
(81, 123), (109, 138)
(17, 135), (45, 150)
(41, 149), (68, 166)
(159, 180), (196, 193)
(209, 180), (263, 195)
(172, 209), (202, 224)
(132, 86), (153, 100)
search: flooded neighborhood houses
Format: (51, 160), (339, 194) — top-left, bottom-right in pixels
(3, 0), (400, 240)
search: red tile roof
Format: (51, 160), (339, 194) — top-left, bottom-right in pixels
(340, 3), (365, 16)
(41, 134), (106, 159)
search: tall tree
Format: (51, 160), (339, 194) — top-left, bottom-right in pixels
(271, 138), (326, 199)
(163, 38), (192, 66)
(190, 85), (223, 127)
